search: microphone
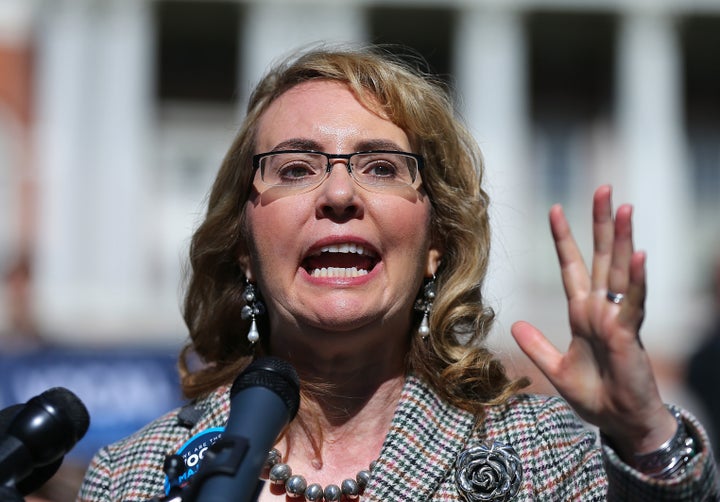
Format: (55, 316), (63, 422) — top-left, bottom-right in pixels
(188, 357), (300, 502)
(0, 387), (90, 495)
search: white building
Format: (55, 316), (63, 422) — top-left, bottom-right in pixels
(1, 0), (719, 362)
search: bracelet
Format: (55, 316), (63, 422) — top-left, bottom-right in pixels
(631, 406), (698, 479)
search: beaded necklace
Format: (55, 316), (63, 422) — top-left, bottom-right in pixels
(263, 448), (375, 501)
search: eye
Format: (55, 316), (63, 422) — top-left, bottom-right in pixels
(266, 154), (323, 184)
(358, 157), (400, 178)
(277, 161), (317, 180)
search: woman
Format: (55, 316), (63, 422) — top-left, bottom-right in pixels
(78, 45), (718, 501)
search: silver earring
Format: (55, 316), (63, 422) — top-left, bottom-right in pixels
(414, 275), (436, 340)
(241, 281), (265, 344)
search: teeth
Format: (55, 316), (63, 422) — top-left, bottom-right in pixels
(307, 244), (376, 277)
(316, 244), (371, 256)
(311, 267), (369, 278)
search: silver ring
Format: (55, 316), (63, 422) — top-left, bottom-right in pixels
(606, 291), (625, 304)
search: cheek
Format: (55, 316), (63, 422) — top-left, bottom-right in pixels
(245, 199), (309, 269)
(373, 198), (433, 255)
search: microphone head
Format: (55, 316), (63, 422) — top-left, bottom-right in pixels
(1, 388), (89, 495)
(9, 387), (90, 466)
(44, 387), (91, 438)
(231, 357), (300, 421)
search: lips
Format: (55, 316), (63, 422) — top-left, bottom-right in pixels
(302, 243), (379, 278)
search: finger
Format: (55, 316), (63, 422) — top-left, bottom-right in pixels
(608, 204), (635, 295)
(618, 250), (646, 332)
(591, 185), (614, 293)
(511, 320), (563, 381)
(550, 204), (591, 300)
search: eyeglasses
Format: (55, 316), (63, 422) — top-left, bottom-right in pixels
(252, 150), (424, 190)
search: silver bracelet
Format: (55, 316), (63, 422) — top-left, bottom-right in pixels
(631, 406), (698, 479)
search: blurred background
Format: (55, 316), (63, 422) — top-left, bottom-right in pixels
(1, 0), (719, 499)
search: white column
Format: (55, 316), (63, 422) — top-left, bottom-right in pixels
(34, 0), (156, 341)
(616, 9), (694, 354)
(453, 6), (532, 345)
(239, 3), (367, 105)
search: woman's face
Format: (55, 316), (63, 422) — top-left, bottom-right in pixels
(244, 80), (441, 347)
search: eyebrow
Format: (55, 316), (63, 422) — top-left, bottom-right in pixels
(354, 139), (406, 152)
(269, 138), (322, 152)
(267, 138), (408, 153)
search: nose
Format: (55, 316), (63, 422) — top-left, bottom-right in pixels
(315, 159), (363, 220)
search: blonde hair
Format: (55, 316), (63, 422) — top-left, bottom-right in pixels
(179, 44), (528, 413)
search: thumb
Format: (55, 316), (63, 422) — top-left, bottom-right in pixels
(511, 320), (561, 379)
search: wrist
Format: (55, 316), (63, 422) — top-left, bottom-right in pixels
(628, 405), (678, 455)
(601, 405), (699, 479)
(630, 406), (698, 478)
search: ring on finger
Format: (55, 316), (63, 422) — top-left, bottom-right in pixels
(606, 290), (625, 304)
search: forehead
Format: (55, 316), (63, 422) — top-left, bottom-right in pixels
(255, 80), (410, 151)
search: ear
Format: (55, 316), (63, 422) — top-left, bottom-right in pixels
(425, 247), (442, 277)
(239, 254), (255, 282)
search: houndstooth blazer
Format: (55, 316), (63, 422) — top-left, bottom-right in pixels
(77, 375), (719, 501)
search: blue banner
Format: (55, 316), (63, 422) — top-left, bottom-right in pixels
(0, 346), (185, 462)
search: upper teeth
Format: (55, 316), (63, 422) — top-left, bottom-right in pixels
(317, 244), (371, 256)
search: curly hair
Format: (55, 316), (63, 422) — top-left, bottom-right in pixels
(178, 44), (528, 413)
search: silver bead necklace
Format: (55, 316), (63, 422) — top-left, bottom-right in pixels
(263, 448), (375, 501)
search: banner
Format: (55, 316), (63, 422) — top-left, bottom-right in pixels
(0, 347), (184, 461)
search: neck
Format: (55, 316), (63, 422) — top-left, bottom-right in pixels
(287, 353), (405, 424)
(267, 327), (408, 468)
(270, 328), (408, 422)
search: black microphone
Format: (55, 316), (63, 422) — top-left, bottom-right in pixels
(0, 387), (90, 494)
(189, 357), (300, 502)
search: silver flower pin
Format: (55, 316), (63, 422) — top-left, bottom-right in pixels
(455, 441), (523, 501)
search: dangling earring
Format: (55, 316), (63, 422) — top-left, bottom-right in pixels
(414, 275), (436, 340)
(241, 281), (265, 344)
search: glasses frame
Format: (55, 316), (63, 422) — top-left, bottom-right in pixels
(252, 149), (425, 189)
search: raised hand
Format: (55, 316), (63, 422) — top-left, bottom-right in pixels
(511, 185), (676, 458)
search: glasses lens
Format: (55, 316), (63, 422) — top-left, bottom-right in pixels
(351, 153), (417, 187)
(257, 151), (419, 189)
(260, 152), (325, 187)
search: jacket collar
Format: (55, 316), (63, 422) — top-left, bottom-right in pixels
(364, 374), (477, 501)
(183, 384), (231, 436)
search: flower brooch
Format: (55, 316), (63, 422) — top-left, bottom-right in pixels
(455, 441), (523, 501)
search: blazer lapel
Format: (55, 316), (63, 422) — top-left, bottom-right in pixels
(364, 375), (476, 501)
(189, 384), (231, 436)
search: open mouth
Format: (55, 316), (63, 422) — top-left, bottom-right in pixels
(302, 243), (379, 278)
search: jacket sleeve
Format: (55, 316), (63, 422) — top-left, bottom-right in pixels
(76, 446), (114, 502)
(517, 396), (719, 500)
(602, 405), (720, 501)
(76, 436), (173, 502)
